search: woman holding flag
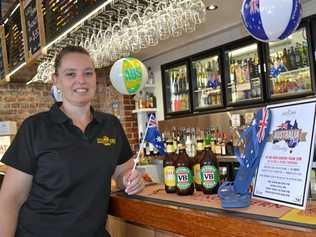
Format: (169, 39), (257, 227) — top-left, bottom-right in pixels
(0, 46), (144, 237)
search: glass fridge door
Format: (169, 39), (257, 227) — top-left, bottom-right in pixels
(163, 64), (190, 114)
(267, 27), (312, 98)
(225, 43), (263, 104)
(191, 54), (223, 110)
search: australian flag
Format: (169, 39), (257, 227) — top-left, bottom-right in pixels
(144, 113), (165, 156)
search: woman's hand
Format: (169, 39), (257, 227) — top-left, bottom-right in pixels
(123, 169), (144, 195)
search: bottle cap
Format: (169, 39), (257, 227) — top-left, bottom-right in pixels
(177, 143), (185, 150)
(205, 144), (211, 149)
(219, 166), (228, 175)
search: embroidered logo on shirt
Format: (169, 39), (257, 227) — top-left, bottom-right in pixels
(97, 136), (116, 146)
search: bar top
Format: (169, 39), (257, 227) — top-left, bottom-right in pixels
(109, 184), (316, 237)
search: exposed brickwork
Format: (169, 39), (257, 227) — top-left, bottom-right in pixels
(122, 95), (138, 151)
(0, 78), (138, 151)
(0, 83), (53, 127)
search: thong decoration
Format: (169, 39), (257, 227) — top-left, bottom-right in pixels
(218, 107), (272, 208)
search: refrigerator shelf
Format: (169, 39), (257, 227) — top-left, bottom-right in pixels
(194, 88), (221, 93)
(132, 108), (157, 114)
(270, 66), (310, 80)
(195, 104), (222, 110)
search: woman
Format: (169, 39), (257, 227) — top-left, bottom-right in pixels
(0, 46), (144, 237)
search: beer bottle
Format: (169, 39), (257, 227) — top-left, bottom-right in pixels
(175, 144), (194, 195)
(163, 140), (177, 193)
(200, 145), (220, 194)
(219, 166), (228, 184)
(193, 139), (204, 191)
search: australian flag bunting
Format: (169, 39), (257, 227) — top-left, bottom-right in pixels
(144, 113), (165, 156)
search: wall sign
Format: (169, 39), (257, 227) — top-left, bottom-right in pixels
(254, 99), (316, 209)
(24, 0), (40, 55)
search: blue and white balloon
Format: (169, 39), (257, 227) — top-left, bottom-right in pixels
(51, 85), (62, 102)
(241, 0), (302, 42)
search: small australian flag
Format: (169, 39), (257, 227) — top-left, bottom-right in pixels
(144, 113), (165, 156)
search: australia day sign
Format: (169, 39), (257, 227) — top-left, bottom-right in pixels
(254, 98), (316, 209)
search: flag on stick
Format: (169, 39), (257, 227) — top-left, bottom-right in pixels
(144, 113), (165, 156)
(132, 113), (165, 172)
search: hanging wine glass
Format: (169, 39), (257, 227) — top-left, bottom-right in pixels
(128, 12), (142, 52)
(155, 1), (171, 40)
(190, 0), (206, 25)
(181, 0), (196, 33)
(168, 1), (183, 38)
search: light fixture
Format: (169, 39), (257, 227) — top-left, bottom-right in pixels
(206, 4), (218, 11)
(10, 3), (20, 17)
(8, 62), (26, 78)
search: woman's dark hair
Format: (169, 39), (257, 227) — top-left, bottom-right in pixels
(54, 45), (91, 74)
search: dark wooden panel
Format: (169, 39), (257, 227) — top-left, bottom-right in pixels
(43, 0), (103, 44)
(109, 194), (316, 237)
(1, 0), (16, 19)
(4, 3), (25, 72)
(0, 35), (5, 80)
(0, 26), (9, 82)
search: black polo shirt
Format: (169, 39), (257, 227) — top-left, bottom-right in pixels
(2, 103), (133, 237)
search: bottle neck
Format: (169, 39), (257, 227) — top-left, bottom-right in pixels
(196, 141), (204, 151)
(166, 141), (174, 153)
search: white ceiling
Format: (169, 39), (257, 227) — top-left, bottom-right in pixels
(134, 0), (314, 61)
(1, 0), (314, 62)
(133, 0), (244, 61)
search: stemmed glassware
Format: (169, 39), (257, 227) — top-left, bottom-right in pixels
(30, 0), (207, 84)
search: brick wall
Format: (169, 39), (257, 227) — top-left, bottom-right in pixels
(0, 79), (138, 151)
(122, 95), (138, 151)
(0, 83), (53, 125)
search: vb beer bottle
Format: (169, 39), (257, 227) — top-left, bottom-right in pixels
(175, 144), (194, 195)
(200, 145), (220, 194)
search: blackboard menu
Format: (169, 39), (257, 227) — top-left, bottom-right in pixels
(0, 41), (4, 80)
(44, 0), (104, 44)
(5, 5), (25, 71)
(24, 0), (40, 55)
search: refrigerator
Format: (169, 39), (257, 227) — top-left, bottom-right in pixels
(161, 60), (191, 117)
(265, 24), (314, 99)
(223, 39), (264, 105)
(191, 51), (224, 111)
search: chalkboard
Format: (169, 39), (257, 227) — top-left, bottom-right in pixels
(44, 0), (104, 44)
(24, 0), (40, 55)
(0, 42), (4, 80)
(5, 5), (25, 71)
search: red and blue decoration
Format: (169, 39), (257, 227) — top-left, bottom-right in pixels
(144, 113), (165, 156)
(218, 108), (272, 208)
(272, 120), (306, 153)
(241, 0), (302, 42)
(51, 85), (62, 103)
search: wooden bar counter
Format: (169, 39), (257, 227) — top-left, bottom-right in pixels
(109, 185), (316, 237)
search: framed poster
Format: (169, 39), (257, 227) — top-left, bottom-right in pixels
(253, 99), (316, 209)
